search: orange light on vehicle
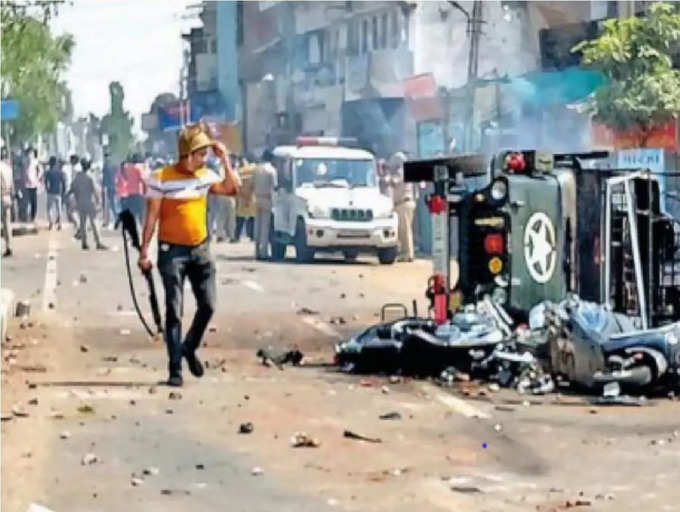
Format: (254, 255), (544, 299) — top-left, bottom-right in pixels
(484, 233), (504, 255)
(488, 257), (503, 274)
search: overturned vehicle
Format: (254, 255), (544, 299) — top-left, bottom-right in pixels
(337, 150), (680, 394)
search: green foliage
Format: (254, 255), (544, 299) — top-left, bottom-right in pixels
(573, 2), (680, 145)
(100, 82), (134, 162)
(1, 2), (74, 142)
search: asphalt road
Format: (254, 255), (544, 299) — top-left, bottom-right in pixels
(2, 223), (680, 512)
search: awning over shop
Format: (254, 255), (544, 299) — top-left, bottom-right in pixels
(506, 66), (606, 107)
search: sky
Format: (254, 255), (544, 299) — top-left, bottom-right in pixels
(50, 0), (202, 136)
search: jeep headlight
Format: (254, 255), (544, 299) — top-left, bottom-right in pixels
(490, 179), (507, 202)
(308, 203), (329, 219)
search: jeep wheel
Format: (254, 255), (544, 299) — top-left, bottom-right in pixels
(377, 246), (397, 265)
(294, 219), (314, 263)
(343, 250), (359, 262)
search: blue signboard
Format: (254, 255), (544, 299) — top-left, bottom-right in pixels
(1, 100), (19, 121)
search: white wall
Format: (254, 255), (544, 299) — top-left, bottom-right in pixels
(412, 1), (540, 90)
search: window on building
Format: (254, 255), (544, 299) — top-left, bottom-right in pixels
(372, 16), (378, 50)
(362, 19), (368, 54)
(347, 21), (357, 55)
(308, 32), (321, 64)
(390, 9), (399, 48)
(380, 12), (388, 49)
(606, 1), (618, 17)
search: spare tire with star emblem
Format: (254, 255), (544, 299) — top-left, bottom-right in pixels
(523, 212), (557, 284)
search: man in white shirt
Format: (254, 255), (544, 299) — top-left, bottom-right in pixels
(1, 147), (14, 257)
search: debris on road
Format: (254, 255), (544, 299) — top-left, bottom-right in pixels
(81, 453), (99, 465)
(131, 477), (144, 487)
(80, 344), (89, 353)
(143, 466), (160, 476)
(102, 356), (118, 362)
(77, 404), (94, 414)
(168, 392), (182, 400)
(79, 273), (88, 283)
(379, 411), (402, 420)
(343, 430), (382, 443)
(251, 466), (264, 476)
(59, 431), (71, 439)
(12, 404), (28, 417)
(119, 329), (131, 336)
(15, 300), (30, 318)
(239, 422), (254, 434)
(296, 307), (319, 315)
(290, 431), (321, 448)
(381, 385), (390, 394)
(256, 347), (303, 368)
(195, 463), (205, 470)
(26, 504), (55, 512)
(329, 316), (346, 325)
(160, 489), (191, 496)
(28, 398), (38, 405)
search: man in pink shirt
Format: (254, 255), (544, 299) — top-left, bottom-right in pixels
(122, 154), (147, 226)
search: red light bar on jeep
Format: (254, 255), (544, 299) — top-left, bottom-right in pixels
(296, 137), (358, 147)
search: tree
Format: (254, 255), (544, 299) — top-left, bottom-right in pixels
(1, 1), (74, 143)
(100, 82), (134, 162)
(573, 2), (680, 147)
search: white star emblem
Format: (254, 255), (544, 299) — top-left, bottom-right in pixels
(524, 212), (556, 284)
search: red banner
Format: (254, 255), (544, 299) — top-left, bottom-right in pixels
(592, 119), (678, 151)
(403, 73), (445, 122)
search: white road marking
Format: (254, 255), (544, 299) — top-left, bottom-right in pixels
(301, 316), (342, 339)
(241, 279), (264, 292)
(42, 236), (59, 312)
(422, 383), (491, 419)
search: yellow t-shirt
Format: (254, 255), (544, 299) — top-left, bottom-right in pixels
(145, 165), (221, 246)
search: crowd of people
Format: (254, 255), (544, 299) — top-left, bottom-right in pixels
(0, 145), (278, 259)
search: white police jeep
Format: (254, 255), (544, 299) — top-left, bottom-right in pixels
(270, 137), (398, 264)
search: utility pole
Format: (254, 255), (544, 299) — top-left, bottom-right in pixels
(464, 0), (482, 152)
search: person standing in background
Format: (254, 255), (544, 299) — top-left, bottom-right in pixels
(1, 147), (14, 257)
(63, 154), (80, 229)
(123, 154), (146, 226)
(253, 152), (277, 259)
(44, 156), (66, 230)
(377, 157), (393, 199)
(22, 148), (42, 223)
(101, 151), (118, 227)
(389, 152), (416, 263)
(235, 157), (256, 241)
(66, 159), (107, 251)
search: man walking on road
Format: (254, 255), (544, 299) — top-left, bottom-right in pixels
(101, 151), (118, 228)
(1, 147), (14, 257)
(138, 123), (240, 387)
(67, 159), (106, 251)
(44, 156), (66, 230)
(22, 148), (42, 223)
(389, 152), (416, 262)
(253, 152), (277, 260)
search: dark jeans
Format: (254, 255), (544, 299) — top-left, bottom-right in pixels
(121, 194), (145, 227)
(235, 216), (254, 241)
(157, 240), (216, 378)
(25, 188), (37, 222)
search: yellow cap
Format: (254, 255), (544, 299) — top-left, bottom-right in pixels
(178, 122), (214, 158)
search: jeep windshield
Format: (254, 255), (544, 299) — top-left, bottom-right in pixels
(294, 158), (377, 188)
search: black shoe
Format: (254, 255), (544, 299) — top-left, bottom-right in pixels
(57, 223), (62, 231)
(48, 223), (53, 230)
(3, 249), (12, 257)
(96, 244), (108, 251)
(167, 375), (183, 387)
(82, 244), (89, 250)
(182, 347), (204, 378)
